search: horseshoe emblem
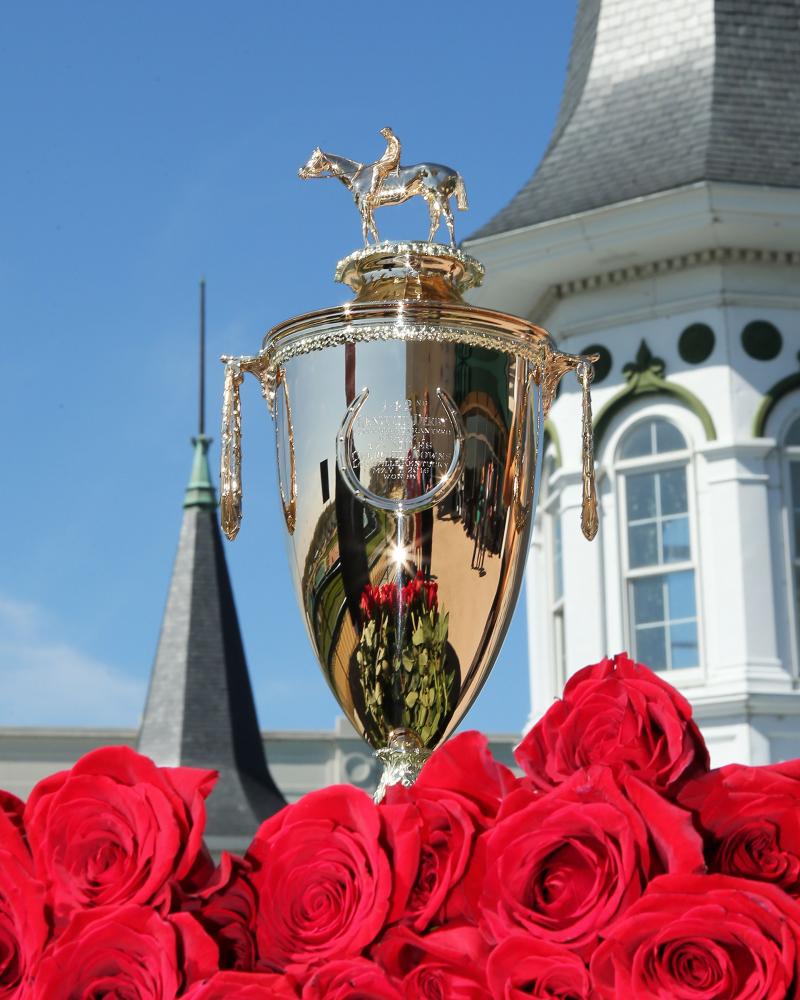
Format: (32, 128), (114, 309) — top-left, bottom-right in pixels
(336, 387), (466, 514)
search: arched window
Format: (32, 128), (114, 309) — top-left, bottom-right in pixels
(618, 417), (699, 670)
(785, 416), (800, 652)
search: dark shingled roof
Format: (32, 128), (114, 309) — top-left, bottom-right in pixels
(473, 0), (800, 239)
(138, 436), (285, 836)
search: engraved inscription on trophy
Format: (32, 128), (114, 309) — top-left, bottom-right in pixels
(337, 388), (466, 514)
(359, 402), (451, 492)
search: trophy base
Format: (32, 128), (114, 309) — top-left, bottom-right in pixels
(373, 728), (432, 803)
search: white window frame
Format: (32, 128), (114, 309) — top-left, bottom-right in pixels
(615, 417), (704, 676)
(780, 411), (800, 677)
(541, 451), (567, 694)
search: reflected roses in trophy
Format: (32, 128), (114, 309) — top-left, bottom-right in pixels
(220, 131), (599, 798)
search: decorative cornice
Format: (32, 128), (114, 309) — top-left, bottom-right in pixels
(555, 247), (800, 303)
(593, 339), (717, 448)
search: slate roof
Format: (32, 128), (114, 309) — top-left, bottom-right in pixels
(473, 0), (800, 239)
(138, 436), (285, 837)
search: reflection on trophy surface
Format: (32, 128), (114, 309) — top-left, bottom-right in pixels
(220, 133), (599, 797)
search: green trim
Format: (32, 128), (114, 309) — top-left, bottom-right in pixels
(543, 419), (562, 467)
(753, 364), (800, 436)
(594, 339), (717, 449)
(184, 435), (217, 509)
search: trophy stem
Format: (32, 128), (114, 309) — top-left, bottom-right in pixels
(373, 728), (432, 803)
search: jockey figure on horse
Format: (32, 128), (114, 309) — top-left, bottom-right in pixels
(369, 127), (401, 205)
(299, 129), (469, 246)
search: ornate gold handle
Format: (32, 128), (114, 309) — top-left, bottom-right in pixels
(272, 366), (297, 535)
(576, 360), (598, 541)
(510, 367), (540, 532)
(220, 360), (244, 540)
(336, 387), (466, 514)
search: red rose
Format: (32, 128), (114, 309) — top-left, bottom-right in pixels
(591, 874), (800, 999)
(302, 958), (402, 999)
(24, 746), (216, 925)
(0, 792), (24, 837)
(515, 653), (708, 796)
(486, 935), (592, 999)
(374, 923), (491, 998)
(0, 848), (48, 998)
(180, 852), (259, 970)
(29, 905), (218, 999)
(0, 786), (48, 997)
(184, 971), (299, 998)
(414, 731), (517, 825)
(680, 758), (800, 894)
(467, 766), (704, 959)
(246, 785), (417, 975)
(383, 783), (476, 931)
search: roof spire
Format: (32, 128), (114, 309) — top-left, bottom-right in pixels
(199, 277), (206, 437)
(185, 279), (215, 509)
(139, 278), (286, 843)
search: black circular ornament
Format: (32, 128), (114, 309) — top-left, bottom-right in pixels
(742, 321), (782, 361)
(678, 323), (715, 364)
(581, 344), (612, 384)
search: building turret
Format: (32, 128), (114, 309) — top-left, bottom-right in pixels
(466, 0), (800, 765)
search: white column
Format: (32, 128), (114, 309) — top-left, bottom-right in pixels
(557, 470), (607, 675)
(525, 509), (557, 729)
(696, 441), (787, 690)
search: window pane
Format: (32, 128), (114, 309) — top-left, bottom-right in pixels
(667, 569), (696, 621)
(621, 422), (653, 459)
(660, 468), (688, 516)
(636, 625), (667, 669)
(662, 517), (690, 562)
(631, 576), (664, 624)
(670, 621), (698, 668)
(792, 461), (800, 504)
(656, 421), (686, 453)
(786, 418), (800, 447)
(629, 522), (659, 568)
(627, 472), (657, 520)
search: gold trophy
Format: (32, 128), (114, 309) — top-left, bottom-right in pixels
(220, 132), (598, 798)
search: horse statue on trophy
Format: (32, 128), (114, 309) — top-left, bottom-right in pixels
(299, 131), (469, 247)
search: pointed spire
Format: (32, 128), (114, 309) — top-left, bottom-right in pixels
(139, 281), (286, 845)
(184, 282), (215, 510)
(199, 278), (206, 437)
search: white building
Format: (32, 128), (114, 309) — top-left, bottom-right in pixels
(465, 0), (800, 765)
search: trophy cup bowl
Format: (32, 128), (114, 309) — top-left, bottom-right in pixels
(221, 242), (597, 797)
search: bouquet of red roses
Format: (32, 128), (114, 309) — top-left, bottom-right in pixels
(3, 653), (800, 998)
(356, 572), (453, 746)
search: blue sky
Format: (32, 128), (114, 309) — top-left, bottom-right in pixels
(0, 2), (578, 733)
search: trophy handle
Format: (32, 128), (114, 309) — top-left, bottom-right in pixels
(273, 365), (297, 534)
(511, 367), (540, 532)
(336, 387), (466, 514)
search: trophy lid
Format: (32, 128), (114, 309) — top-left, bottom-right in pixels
(335, 242), (485, 304)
